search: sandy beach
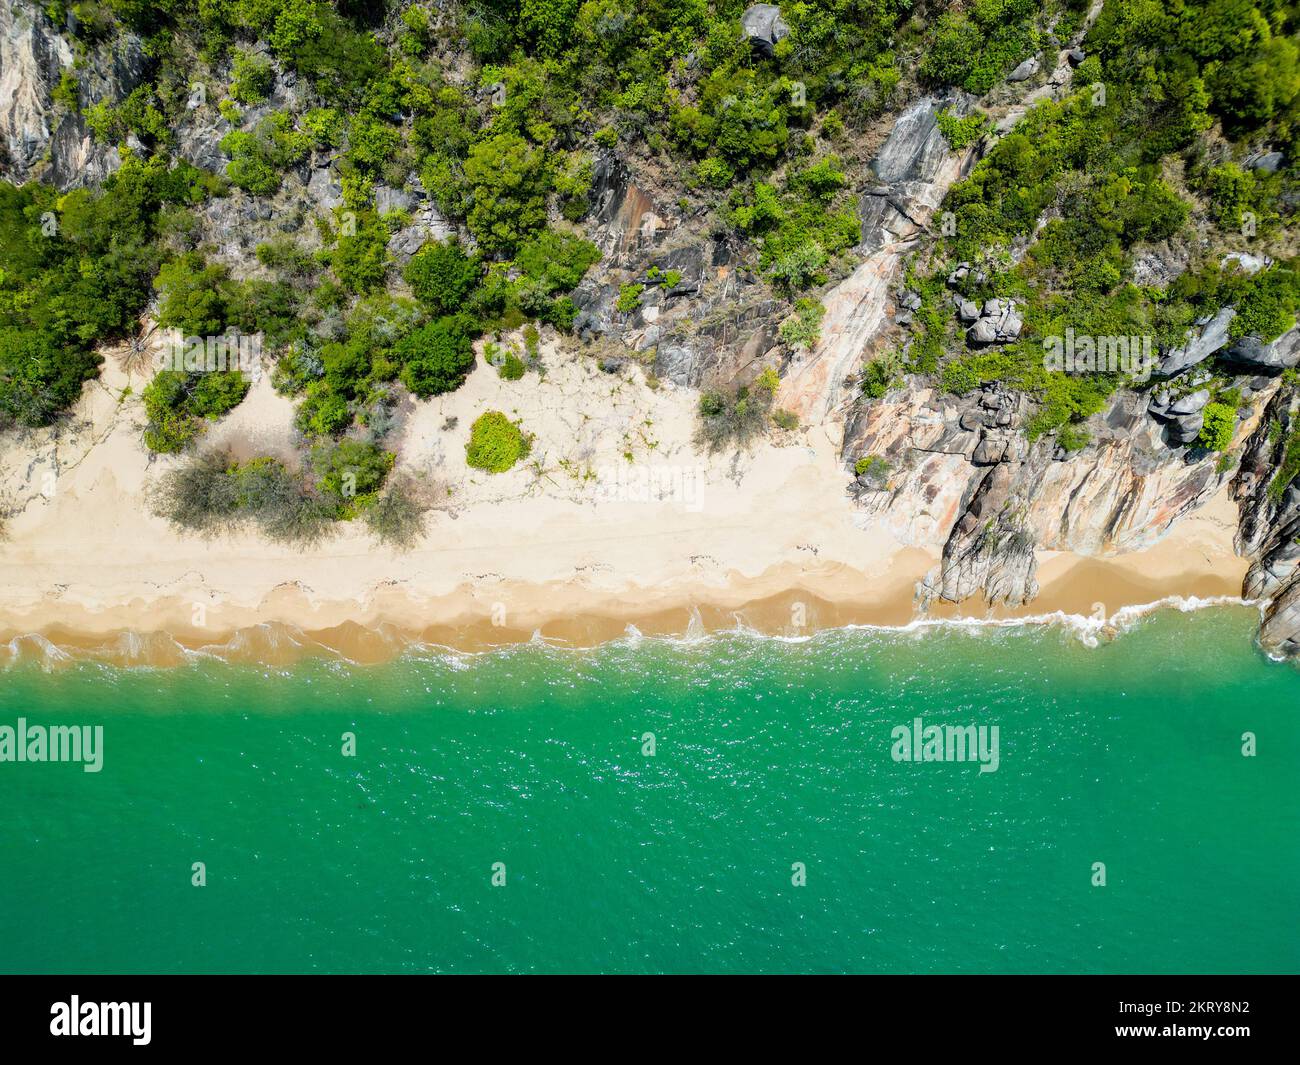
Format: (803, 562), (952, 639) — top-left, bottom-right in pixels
(0, 337), (1251, 667)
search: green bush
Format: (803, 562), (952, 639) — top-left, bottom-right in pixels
(311, 438), (395, 516)
(695, 386), (772, 452)
(142, 369), (249, 453)
(1198, 402), (1236, 452)
(230, 49), (274, 104)
(151, 450), (334, 545)
(395, 317), (476, 397)
(402, 237), (481, 316)
(466, 410), (530, 472)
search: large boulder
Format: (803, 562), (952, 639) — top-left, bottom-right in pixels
(1167, 389), (1211, 416)
(1158, 307), (1235, 375)
(740, 4), (790, 57)
(1222, 327), (1300, 371)
(1260, 575), (1300, 658)
(1007, 57), (1040, 83)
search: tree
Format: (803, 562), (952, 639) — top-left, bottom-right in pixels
(395, 317), (476, 397)
(402, 238), (481, 316)
(1198, 401), (1236, 451)
(463, 131), (549, 255)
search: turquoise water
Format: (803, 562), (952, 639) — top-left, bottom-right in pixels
(0, 607), (1297, 974)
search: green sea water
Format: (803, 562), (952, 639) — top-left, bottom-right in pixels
(0, 606), (1297, 974)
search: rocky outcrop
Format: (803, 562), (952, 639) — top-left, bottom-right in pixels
(845, 387), (1236, 606)
(779, 96), (977, 422)
(0, 1), (72, 183)
(1234, 379), (1300, 656)
(960, 295), (1023, 345)
(740, 5), (790, 58)
(1260, 577), (1300, 657)
(1222, 326), (1300, 371)
(1158, 308), (1236, 376)
(0, 1), (145, 189)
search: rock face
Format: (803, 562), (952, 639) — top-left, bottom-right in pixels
(779, 96), (976, 422)
(860, 93), (972, 249)
(1232, 384), (1300, 656)
(740, 4), (791, 57)
(1223, 327), (1300, 371)
(0, 1), (72, 183)
(1158, 308), (1235, 375)
(0, 2), (145, 189)
(844, 387), (1235, 607)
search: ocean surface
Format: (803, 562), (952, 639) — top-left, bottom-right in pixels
(1, 606), (1297, 974)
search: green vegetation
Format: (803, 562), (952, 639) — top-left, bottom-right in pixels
(696, 383), (776, 452)
(1198, 402), (1237, 452)
(779, 298), (826, 351)
(935, 109), (990, 151)
(0, 155), (218, 429)
(142, 370), (250, 453)
(466, 410), (531, 473)
(926, 0), (1300, 442)
(150, 450), (334, 545)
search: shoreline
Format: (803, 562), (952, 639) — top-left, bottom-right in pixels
(0, 350), (1256, 670)
(0, 548), (1253, 668)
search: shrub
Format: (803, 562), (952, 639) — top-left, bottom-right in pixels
(936, 109), (989, 151)
(364, 473), (430, 548)
(466, 410), (530, 472)
(151, 450), (333, 544)
(778, 298), (825, 350)
(1198, 402), (1236, 451)
(395, 317), (476, 397)
(402, 237), (481, 316)
(311, 438), (395, 515)
(695, 386), (772, 452)
(142, 370), (250, 453)
(616, 283), (644, 313)
(230, 49), (274, 104)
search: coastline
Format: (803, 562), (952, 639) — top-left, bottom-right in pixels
(0, 352), (1253, 668)
(0, 544), (1252, 668)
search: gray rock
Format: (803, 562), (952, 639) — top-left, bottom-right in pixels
(1221, 251), (1270, 275)
(1166, 411), (1204, 446)
(947, 263), (971, 286)
(1222, 327), (1300, 371)
(959, 409), (986, 432)
(982, 298), (1007, 318)
(899, 290), (923, 311)
(375, 185), (414, 215)
(740, 4), (790, 57)
(1249, 151), (1284, 174)
(1158, 307), (1235, 375)
(1260, 575), (1300, 657)
(307, 167), (343, 210)
(998, 310), (1023, 340)
(1067, 48), (1086, 67)
(1007, 57), (1040, 82)
(967, 318), (1000, 345)
(957, 299), (980, 322)
(973, 435), (1008, 465)
(1168, 389), (1211, 416)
